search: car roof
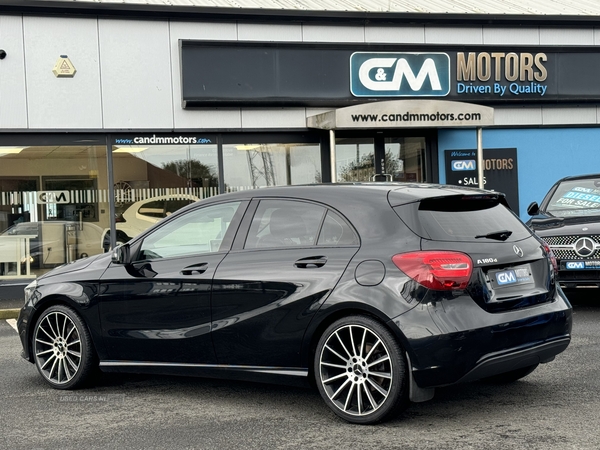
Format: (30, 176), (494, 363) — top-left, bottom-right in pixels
(552, 173), (600, 183)
(210, 182), (499, 207)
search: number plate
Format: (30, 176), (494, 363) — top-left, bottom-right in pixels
(564, 260), (600, 270)
(490, 265), (533, 288)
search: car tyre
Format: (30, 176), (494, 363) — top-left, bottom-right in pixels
(33, 304), (96, 390)
(482, 363), (539, 384)
(314, 315), (409, 424)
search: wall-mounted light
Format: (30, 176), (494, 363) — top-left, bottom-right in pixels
(235, 144), (262, 151)
(0, 50), (6, 60)
(113, 147), (148, 153)
(0, 147), (26, 156)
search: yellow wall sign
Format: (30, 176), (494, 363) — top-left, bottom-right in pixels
(52, 55), (76, 78)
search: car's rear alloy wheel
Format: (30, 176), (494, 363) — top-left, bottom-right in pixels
(315, 316), (409, 424)
(33, 305), (95, 389)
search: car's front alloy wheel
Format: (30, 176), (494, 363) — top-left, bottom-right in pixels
(315, 315), (408, 424)
(33, 304), (95, 389)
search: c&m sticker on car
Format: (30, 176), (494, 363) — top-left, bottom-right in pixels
(496, 270), (517, 285)
(491, 266), (533, 287)
(564, 261), (600, 269)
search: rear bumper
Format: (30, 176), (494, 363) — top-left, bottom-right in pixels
(456, 336), (570, 384)
(390, 290), (572, 388)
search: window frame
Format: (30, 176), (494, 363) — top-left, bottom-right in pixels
(132, 199), (248, 262)
(231, 197), (360, 252)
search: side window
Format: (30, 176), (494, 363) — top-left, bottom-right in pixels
(138, 200), (165, 219)
(317, 210), (359, 246)
(245, 200), (325, 249)
(137, 201), (242, 260)
(165, 199), (196, 215)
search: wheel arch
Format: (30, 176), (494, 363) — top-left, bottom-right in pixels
(26, 294), (98, 363)
(303, 305), (410, 386)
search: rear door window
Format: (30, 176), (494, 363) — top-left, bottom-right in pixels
(395, 196), (531, 242)
(317, 210), (359, 246)
(244, 200), (325, 249)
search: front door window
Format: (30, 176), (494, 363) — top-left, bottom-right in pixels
(335, 136), (426, 183)
(385, 137), (426, 183)
(335, 138), (375, 182)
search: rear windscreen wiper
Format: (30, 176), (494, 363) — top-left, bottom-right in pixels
(475, 230), (513, 241)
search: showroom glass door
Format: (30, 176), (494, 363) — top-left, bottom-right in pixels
(335, 135), (428, 183)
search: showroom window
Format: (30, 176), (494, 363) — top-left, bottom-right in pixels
(223, 142), (322, 190)
(0, 144), (109, 278)
(110, 140), (219, 243)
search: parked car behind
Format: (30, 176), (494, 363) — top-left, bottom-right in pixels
(18, 183), (572, 424)
(0, 221), (104, 275)
(527, 173), (600, 290)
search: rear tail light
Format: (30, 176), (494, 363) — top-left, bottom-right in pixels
(543, 242), (558, 274)
(392, 251), (473, 291)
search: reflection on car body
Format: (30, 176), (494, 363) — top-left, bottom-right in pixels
(18, 183), (572, 424)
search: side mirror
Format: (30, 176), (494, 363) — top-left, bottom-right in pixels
(527, 201), (540, 216)
(111, 243), (130, 265)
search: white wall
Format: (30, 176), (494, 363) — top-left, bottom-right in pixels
(3, 14), (600, 131)
(23, 16), (103, 129)
(0, 15), (27, 128)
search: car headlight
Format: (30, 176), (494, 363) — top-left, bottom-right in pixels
(24, 279), (38, 304)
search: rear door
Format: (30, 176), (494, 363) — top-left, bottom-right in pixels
(211, 198), (360, 368)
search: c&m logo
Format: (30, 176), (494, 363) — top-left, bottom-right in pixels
(38, 190), (70, 204)
(566, 262), (585, 269)
(497, 270), (517, 285)
(452, 160), (476, 171)
(350, 52), (450, 97)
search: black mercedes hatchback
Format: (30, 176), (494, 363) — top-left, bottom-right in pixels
(17, 183), (572, 424)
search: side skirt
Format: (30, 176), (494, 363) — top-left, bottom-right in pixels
(99, 361), (310, 387)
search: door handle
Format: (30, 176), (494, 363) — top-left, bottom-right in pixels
(181, 263), (208, 275)
(295, 256), (327, 269)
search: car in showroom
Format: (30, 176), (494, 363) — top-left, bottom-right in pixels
(527, 173), (600, 290)
(17, 183), (572, 424)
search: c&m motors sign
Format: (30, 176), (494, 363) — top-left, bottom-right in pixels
(350, 52), (451, 97)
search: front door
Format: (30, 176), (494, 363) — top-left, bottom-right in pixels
(334, 134), (429, 183)
(98, 200), (246, 364)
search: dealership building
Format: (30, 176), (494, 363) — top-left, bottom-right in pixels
(1, 0), (600, 296)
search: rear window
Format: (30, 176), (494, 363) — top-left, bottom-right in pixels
(545, 179), (600, 217)
(394, 196), (531, 242)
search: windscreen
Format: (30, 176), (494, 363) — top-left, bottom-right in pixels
(395, 195), (531, 242)
(545, 179), (600, 218)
